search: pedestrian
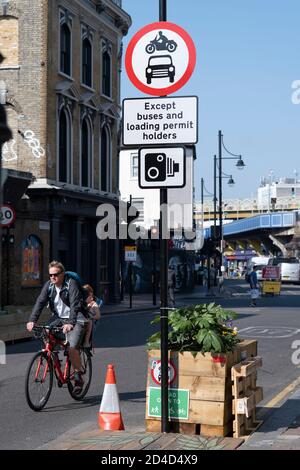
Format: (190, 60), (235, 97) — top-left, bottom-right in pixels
(26, 261), (89, 394)
(82, 284), (101, 348)
(168, 266), (176, 308)
(249, 265), (259, 307)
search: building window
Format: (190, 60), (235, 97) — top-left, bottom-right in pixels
(21, 235), (42, 287)
(131, 153), (139, 178)
(60, 23), (71, 76)
(132, 198), (144, 222)
(82, 37), (92, 87)
(100, 125), (111, 191)
(58, 108), (71, 183)
(102, 49), (111, 97)
(81, 117), (92, 187)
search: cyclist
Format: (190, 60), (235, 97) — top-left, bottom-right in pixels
(26, 261), (88, 394)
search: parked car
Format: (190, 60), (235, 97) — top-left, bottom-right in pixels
(268, 257), (300, 284)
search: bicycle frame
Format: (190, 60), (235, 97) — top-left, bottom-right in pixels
(36, 330), (70, 385)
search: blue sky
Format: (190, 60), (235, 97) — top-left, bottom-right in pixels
(121, 0), (300, 201)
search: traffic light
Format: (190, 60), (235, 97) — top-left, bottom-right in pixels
(211, 226), (221, 242)
(200, 238), (215, 257)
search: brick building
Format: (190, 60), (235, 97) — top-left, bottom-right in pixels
(0, 0), (131, 308)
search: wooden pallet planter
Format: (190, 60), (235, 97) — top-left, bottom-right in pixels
(145, 339), (258, 437)
(232, 357), (263, 438)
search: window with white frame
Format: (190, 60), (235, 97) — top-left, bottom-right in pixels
(131, 153), (139, 179)
(132, 198), (144, 222)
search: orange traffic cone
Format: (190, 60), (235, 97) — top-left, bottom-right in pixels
(98, 364), (125, 431)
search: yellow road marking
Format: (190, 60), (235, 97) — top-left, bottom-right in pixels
(257, 376), (300, 418)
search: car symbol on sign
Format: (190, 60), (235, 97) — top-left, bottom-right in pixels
(145, 55), (175, 84)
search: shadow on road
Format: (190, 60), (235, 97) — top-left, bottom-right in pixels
(40, 390), (146, 413)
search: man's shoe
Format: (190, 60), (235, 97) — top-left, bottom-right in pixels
(73, 371), (84, 394)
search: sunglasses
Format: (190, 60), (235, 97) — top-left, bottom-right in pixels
(49, 271), (63, 278)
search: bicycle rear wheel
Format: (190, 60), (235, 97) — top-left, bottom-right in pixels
(25, 351), (53, 411)
(67, 348), (92, 401)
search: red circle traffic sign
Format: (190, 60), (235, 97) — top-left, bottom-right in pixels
(0, 204), (16, 227)
(125, 21), (196, 96)
(150, 359), (177, 386)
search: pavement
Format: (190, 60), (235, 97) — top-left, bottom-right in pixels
(39, 386), (300, 451)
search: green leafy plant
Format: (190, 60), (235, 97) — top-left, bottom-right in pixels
(146, 303), (240, 355)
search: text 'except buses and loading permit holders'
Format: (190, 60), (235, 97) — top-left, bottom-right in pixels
(122, 96), (198, 146)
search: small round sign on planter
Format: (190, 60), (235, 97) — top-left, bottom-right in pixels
(125, 21), (196, 96)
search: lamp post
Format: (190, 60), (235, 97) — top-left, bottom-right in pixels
(217, 131), (245, 273)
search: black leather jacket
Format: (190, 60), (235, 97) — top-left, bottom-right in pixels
(29, 277), (85, 326)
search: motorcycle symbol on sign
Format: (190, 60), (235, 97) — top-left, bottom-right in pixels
(145, 31), (177, 54)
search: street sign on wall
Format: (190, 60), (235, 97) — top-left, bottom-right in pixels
(124, 246), (137, 262)
(0, 204), (16, 227)
(122, 96), (198, 146)
(125, 21), (196, 96)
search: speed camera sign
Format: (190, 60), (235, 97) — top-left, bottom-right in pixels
(139, 147), (186, 189)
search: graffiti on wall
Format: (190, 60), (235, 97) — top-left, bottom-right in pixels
(1, 129), (45, 162)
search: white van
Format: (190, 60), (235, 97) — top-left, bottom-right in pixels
(268, 257), (300, 284)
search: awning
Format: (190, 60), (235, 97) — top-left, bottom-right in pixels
(2, 169), (32, 205)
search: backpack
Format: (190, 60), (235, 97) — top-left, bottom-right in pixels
(245, 273), (250, 283)
(48, 271), (103, 317)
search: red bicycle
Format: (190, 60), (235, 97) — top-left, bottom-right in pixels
(25, 325), (92, 411)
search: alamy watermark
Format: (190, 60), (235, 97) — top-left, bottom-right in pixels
(291, 340), (300, 365)
(291, 80), (300, 104)
(0, 340), (6, 365)
(96, 201), (203, 246)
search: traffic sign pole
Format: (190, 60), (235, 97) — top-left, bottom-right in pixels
(159, 0), (169, 435)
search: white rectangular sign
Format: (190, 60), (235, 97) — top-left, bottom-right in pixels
(125, 246), (137, 262)
(139, 147), (185, 188)
(122, 96), (198, 146)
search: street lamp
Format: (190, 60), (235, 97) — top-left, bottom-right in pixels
(217, 130), (244, 273)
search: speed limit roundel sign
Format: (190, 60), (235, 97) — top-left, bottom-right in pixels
(0, 204), (16, 227)
(125, 21), (196, 96)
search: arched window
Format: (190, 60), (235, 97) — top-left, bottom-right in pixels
(102, 50), (111, 97)
(21, 235), (42, 287)
(60, 23), (71, 76)
(82, 38), (92, 87)
(101, 125), (111, 191)
(81, 117), (92, 187)
(58, 108), (71, 183)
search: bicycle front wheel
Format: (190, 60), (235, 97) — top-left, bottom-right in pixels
(25, 351), (53, 411)
(67, 349), (92, 401)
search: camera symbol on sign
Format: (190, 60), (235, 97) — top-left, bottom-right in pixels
(145, 153), (180, 182)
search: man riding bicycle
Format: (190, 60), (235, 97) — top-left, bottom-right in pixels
(27, 261), (88, 394)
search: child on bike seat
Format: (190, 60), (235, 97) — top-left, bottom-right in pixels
(82, 284), (101, 348)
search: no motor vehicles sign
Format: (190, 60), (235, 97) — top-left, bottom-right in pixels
(125, 21), (196, 96)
